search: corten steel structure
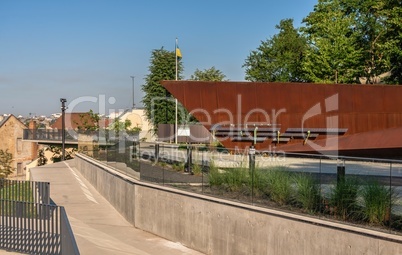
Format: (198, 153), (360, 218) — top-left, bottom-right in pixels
(162, 81), (402, 157)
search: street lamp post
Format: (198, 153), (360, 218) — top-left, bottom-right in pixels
(130, 76), (135, 109)
(60, 98), (67, 161)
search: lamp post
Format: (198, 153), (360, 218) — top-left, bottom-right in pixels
(60, 98), (67, 161)
(130, 76), (135, 109)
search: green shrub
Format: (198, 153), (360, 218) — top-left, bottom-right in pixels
(329, 177), (360, 220)
(222, 167), (249, 192)
(249, 168), (270, 197)
(173, 162), (184, 172)
(208, 166), (250, 193)
(192, 164), (202, 176)
(208, 167), (224, 187)
(293, 173), (321, 212)
(360, 181), (395, 225)
(265, 167), (293, 205)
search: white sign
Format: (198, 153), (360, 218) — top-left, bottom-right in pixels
(178, 126), (190, 137)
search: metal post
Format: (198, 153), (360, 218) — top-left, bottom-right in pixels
(337, 158), (345, 184)
(389, 162), (392, 225)
(185, 145), (192, 173)
(249, 146), (256, 203)
(154, 143), (160, 163)
(189, 145), (193, 174)
(60, 98), (67, 161)
(130, 76), (135, 109)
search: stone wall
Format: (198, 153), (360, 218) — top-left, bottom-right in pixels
(0, 116), (36, 176)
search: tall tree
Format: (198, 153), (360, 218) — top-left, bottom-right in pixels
(75, 109), (100, 131)
(302, 0), (363, 83)
(339, 0), (395, 83)
(0, 149), (14, 178)
(190, 66), (227, 81)
(243, 19), (307, 82)
(381, 0), (402, 84)
(142, 48), (184, 133)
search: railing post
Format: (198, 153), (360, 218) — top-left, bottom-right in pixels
(60, 98), (67, 161)
(249, 146), (256, 203)
(185, 145), (193, 173)
(337, 158), (345, 184)
(154, 143), (160, 163)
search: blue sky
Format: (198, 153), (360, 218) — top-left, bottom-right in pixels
(0, 0), (317, 116)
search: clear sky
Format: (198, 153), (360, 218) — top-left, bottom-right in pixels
(0, 0), (317, 116)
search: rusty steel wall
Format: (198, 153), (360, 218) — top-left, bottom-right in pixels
(162, 81), (402, 151)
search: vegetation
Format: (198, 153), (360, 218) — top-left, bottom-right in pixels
(47, 146), (76, 162)
(293, 173), (321, 212)
(0, 181), (34, 202)
(264, 167), (294, 205)
(190, 66), (227, 81)
(37, 148), (48, 166)
(75, 109), (100, 131)
(243, 0), (402, 84)
(328, 177), (360, 220)
(360, 180), (395, 224)
(207, 164), (399, 228)
(301, 0), (363, 83)
(243, 19), (307, 82)
(142, 48), (186, 133)
(110, 118), (142, 134)
(0, 149), (14, 178)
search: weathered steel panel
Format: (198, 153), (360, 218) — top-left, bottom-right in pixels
(162, 81), (402, 155)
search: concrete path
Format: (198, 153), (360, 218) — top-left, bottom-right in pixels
(29, 161), (204, 255)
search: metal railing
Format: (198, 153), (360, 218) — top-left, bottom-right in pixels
(0, 180), (79, 255)
(0, 179), (50, 205)
(23, 129), (78, 143)
(81, 141), (402, 235)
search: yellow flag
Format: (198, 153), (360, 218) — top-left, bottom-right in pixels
(176, 45), (182, 60)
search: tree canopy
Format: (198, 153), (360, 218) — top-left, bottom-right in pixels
(301, 0), (363, 83)
(141, 48), (185, 133)
(243, 0), (402, 84)
(0, 149), (14, 178)
(190, 66), (227, 81)
(243, 19), (307, 82)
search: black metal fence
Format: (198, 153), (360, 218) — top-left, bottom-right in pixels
(23, 129), (78, 143)
(0, 179), (50, 205)
(81, 141), (402, 235)
(0, 180), (79, 255)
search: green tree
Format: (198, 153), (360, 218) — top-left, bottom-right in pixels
(37, 148), (48, 166)
(75, 109), (100, 131)
(243, 19), (307, 82)
(190, 66), (227, 81)
(111, 119), (141, 134)
(301, 0), (363, 83)
(142, 48), (184, 133)
(301, 0), (401, 84)
(338, 0), (395, 83)
(0, 149), (14, 178)
(46, 146), (75, 162)
(380, 0), (402, 84)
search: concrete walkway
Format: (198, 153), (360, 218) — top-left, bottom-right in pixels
(29, 161), (204, 255)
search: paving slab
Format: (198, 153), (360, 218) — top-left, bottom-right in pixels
(30, 161), (204, 255)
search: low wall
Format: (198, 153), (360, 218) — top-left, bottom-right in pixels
(74, 154), (402, 255)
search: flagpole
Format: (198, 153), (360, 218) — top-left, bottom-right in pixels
(175, 37), (178, 81)
(175, 38), (178, 144)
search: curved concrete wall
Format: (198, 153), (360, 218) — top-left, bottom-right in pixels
(74, 154), (402, 255)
